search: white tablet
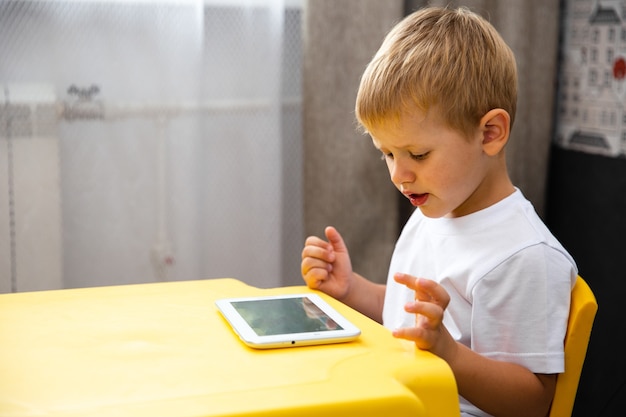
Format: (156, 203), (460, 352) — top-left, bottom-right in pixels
(215, 293), (361, 349)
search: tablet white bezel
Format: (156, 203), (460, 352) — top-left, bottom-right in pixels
(215, 293), (361, 349)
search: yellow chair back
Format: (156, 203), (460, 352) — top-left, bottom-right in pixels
(549, 276), (598, 417)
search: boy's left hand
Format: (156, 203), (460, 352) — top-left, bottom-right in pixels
(391, 273), (456, 360)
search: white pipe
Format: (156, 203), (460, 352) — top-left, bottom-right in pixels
(150, 117), (174, 282)
(59, 98), (301, 121)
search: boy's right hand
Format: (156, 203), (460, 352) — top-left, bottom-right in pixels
(301, 226), (353, 301)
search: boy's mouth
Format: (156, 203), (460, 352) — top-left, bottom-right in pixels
(406, 192), (429, 207)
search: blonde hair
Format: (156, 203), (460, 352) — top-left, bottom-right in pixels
(355, 6), (517, 138)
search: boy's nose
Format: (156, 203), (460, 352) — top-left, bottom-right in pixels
(390, 159), (414, 185)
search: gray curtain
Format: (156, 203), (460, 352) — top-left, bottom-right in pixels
(303, 0), (560, 283)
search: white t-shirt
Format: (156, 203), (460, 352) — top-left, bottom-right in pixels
(382, 189), (577, 417)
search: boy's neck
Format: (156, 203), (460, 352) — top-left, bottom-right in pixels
(447, 162), (515, 218)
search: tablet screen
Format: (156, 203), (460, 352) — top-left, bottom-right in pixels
(216, 293), (361, 348)
(231, 296), (342, 336)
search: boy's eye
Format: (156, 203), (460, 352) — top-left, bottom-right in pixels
(379, 151), (428, 161)
(411, 152), (429, 160)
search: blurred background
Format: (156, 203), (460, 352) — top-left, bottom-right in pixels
(0, 0), (304, 290)
(1, 1), (624, 415)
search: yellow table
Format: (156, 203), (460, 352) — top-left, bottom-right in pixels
(0, 279), (459, 416)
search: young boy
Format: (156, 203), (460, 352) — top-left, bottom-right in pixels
(301, 7), (577, 417)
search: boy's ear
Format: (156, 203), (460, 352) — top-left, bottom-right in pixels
(479, 109), (510, 156)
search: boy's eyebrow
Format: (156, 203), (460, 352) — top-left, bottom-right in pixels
(371, 133), (425, 150)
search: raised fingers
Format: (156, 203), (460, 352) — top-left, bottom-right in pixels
(393, 272), (450, 309)
(391, 272), (451, 351)
(392, 299), (447, 350)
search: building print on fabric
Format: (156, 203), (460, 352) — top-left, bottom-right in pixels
(557, 0), (626, 157)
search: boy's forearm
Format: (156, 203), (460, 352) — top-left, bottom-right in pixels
(338, 272), (386, 324)
(448, 342), (556, 417)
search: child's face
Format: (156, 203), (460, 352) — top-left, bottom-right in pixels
(369, 108), (498, 218)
